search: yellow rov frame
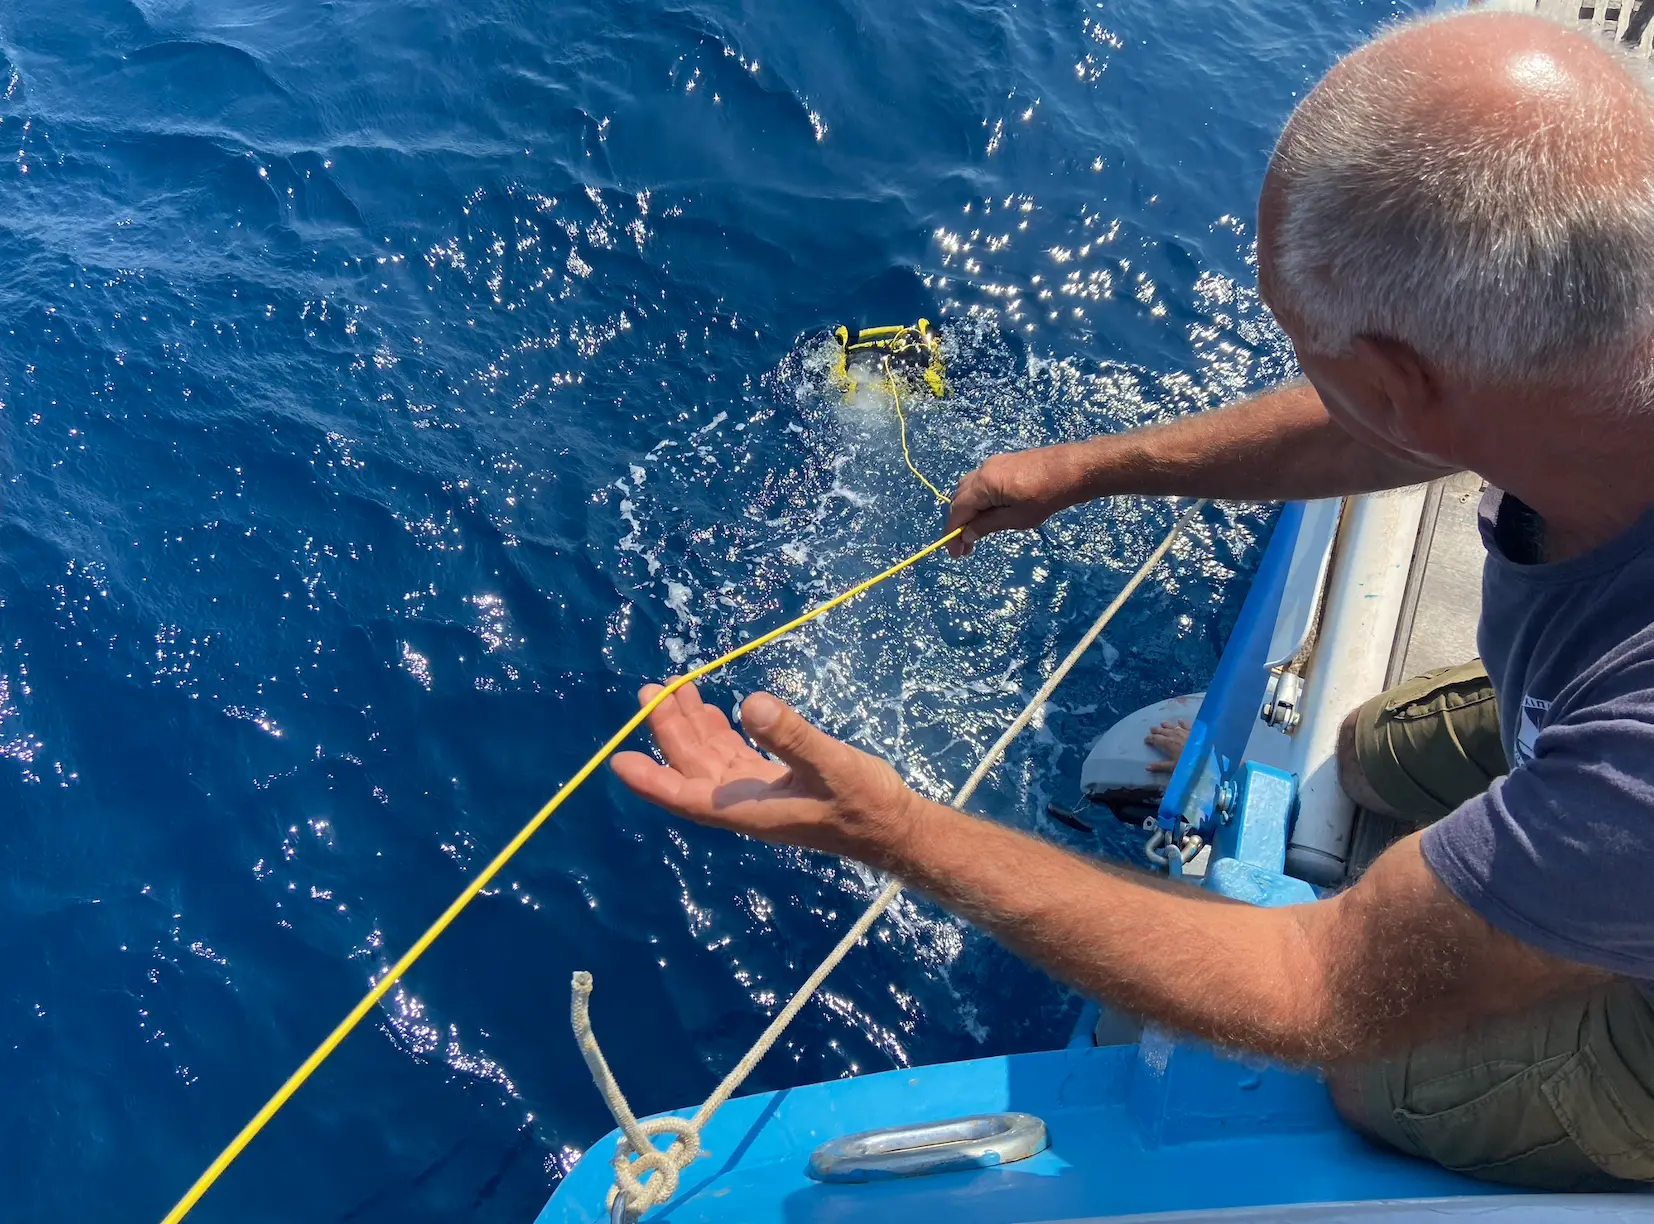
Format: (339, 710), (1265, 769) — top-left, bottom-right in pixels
(832, 319), (948, 399)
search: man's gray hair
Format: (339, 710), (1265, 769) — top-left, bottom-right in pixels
(1268, 17), (1654, 388)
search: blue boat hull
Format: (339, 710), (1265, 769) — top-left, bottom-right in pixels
(539, 1039), (1501, 1222)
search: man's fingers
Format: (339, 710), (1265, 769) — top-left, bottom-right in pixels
(612, 751), (801, 835)
(943, 467), (1038, 557)
(640, 679), (745, 781)
(691, 697), (761, 769)
(661, 680), (759, 766)
(665, 677), (707, 714)
(944, 471), (994, 532)
(611, 751), (689, 809)
(1143, 718), (1191, 761)
(943, 493), (979, 536)
(944, 472), (991, 556)
(634, 679), (794, 787)
(945, 527), (979, 558)
(638, 680), (710, 768)
(622, 691), (888, 852)
(740, 692), (837, 780)
(959, 505), (1025, 539)
(946, 506), (1032, 557)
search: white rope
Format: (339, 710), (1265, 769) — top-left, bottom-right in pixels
(571, 500), (1207, 1221)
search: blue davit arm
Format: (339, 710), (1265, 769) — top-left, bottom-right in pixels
(1155, 501), (1306, 857)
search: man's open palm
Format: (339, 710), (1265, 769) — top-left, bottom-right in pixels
(610, 681), (918, 858)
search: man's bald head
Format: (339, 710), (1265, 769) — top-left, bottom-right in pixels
(1263, 10), (1654, 392)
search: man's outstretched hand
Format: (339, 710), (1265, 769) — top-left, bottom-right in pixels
(610, 681), (923, 863)
(944, 444), (1091, 557)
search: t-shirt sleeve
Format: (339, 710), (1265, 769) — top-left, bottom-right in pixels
(1422, 660), (1654, 979)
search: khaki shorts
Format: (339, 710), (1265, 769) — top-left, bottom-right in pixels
(1344, 661), (1654, 1189)
(1351, 982), (1654, 1190)
(1350, 659), (1507, 824)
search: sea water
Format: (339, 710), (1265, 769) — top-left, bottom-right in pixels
(0, 0), (1416, 1218)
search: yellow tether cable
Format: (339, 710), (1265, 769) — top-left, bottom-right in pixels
(158, 528), (963, 1224)
(574, 498), (1207, 1221)
(884, 361), (952, 505)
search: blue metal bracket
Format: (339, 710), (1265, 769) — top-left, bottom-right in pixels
(1154, 502), (1307, 859)
(1204, 857), (1316, 906)
(1204, 761), (1316, 906)
(1213, 761), (1297, 872)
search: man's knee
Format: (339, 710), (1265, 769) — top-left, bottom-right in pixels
(1324, 1062), (1382, 1141)
(1337, 707), (1402, 817)
(1337, 661), (1505, 825)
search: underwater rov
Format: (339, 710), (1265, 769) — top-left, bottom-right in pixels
(832, 319), (948, 399)
(830, 318), (955, 504)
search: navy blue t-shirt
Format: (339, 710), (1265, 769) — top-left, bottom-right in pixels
(1422, 489), (1654, 985)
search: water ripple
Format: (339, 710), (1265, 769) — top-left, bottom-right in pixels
(0, 0), (1417, 1218)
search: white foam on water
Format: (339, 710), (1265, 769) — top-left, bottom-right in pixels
(663, 580), (696, 627)
(597, 307), (1284, 1056)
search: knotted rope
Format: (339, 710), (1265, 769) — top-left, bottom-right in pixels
(572, 500), (1205, 1221)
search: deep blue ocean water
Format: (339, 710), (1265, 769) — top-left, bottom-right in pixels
(0, 0), (1418, 1218)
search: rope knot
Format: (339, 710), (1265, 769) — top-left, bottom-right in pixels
(572, 972), (706, 1222)
(607, 1115), (701, 1219)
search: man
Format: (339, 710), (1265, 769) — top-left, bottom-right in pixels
(612, 10), (1654, 1190)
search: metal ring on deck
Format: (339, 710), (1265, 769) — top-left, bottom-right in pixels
(806, 1112), (1047, 1183)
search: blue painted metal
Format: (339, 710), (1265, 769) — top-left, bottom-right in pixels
(538, 1044), (1499, 1223)
(1204, 856), (1318, 907)
(1203, 718), (1317, 908)
(1213, 761), (1297, 871)
(1157, 502), (1306, 844)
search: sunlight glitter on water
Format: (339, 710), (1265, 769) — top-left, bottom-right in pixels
(0, 0), (1404, 1214)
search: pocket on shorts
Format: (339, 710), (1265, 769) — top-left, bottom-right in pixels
(1544, 1046), (1654, 1182)
(1382, 662), (1497, 724)
(1393, 1056), (1573, 1177)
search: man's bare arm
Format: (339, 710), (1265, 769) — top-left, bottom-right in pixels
(612, 686), (1602, 1064)
(1073, 382), (1451, 501)
(874, 807), (1602, 1062)
(945, 382), (1454, 554)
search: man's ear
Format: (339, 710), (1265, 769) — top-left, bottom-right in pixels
(1349, 334), (1437, 415)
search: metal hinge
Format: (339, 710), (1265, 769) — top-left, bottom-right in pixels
(1260, 667), (1303, 732)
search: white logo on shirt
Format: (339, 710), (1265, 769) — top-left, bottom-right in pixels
(1515, 694), (1551, 765)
